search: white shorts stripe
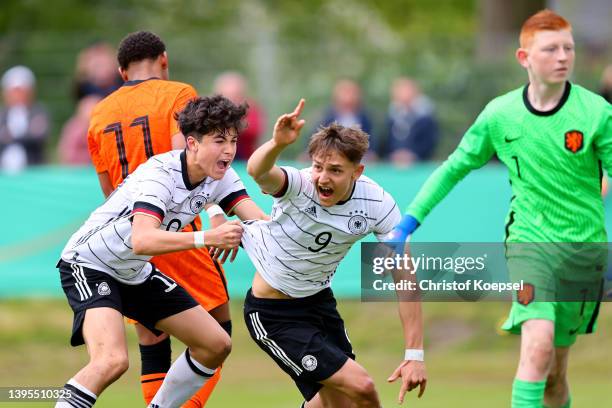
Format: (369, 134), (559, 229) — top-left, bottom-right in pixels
(250, 312), (303, 375)
(71, 264), (91, 301)
(249, 313), (301, 375)
(71, 264), (85, 301)
(344, 328), (353, 353)
(78, 265), (93, 297)
(249, 312), (265, 339)
(250, 314), (301, 376)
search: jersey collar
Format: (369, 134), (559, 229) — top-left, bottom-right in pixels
(180, 150), (208, 190)
(336, 181), (357, 206)
(122, 77), (160, 87)
(523, 81), (571, 117)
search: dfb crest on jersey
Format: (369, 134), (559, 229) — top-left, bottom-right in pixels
(189, 195), (208, 213)
(564, 130), (583, 153)
(348, 215), (367, 234)
(97, 282), (111, 296)
(301, 355), (318, 371)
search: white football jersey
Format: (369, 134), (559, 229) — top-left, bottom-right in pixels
(61, 150), (249, 284)
(241, 166), (400, 297)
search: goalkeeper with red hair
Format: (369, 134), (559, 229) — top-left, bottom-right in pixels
(389, 9), (611, 408)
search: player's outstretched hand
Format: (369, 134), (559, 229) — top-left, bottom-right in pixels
(387, 360), (427, 404)
(207, 220), (243, 250)
(272, 99), (305, 148)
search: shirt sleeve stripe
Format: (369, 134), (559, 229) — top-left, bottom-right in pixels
(219, 189), (249, 214)
(224, 196), (251, 215)
(133, 201), (164, 222)
(133, 209), (164, 223)
(271, 168), (289, 198)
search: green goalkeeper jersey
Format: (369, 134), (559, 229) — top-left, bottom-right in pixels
(408, 82), (612, 242)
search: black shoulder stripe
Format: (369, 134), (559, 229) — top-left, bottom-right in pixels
(272, 168), (289, 198)
(133, 201), (165, 219)
(219, 189), (249, 213)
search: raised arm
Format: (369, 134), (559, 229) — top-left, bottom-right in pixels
(246, 99), (305, 194)
(232, 199), (270, 221)
(389, 106), (495, 243)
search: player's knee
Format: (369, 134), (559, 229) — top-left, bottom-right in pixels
(108, 353), (130, 378)
(525, 338), (554, 371)
(192, 332), (232, 363)
(211, 333), (232, 360)
(349, 375), (377, 402)
(91, 352), (129, 382)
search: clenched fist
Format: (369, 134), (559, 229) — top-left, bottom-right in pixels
(206, 220), (243, 249)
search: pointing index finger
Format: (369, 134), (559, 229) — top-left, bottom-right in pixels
(398, 378), (409, 404)
(292, 98), (305, 117)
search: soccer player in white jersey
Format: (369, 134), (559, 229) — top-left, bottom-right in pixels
(242, 99), (427, 407)
(55, 96), (261, 408)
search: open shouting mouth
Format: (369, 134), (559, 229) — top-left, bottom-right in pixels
(216, 159), (231, 171)
(318, 185), (334, 198)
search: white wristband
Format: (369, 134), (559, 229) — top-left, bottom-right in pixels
(194, 231), (206, 248)
(404, 349), (424, 362)
(206, 205), (224, 218)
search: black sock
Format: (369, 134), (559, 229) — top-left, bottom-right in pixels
(139, 336), (172, 375)
(220, 320), (232, 337)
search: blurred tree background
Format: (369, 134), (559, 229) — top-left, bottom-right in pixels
(0, 0), (609, 160)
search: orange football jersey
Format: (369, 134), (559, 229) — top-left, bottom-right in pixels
(87, 78), (229, 311)
(88, 78), (197, 187)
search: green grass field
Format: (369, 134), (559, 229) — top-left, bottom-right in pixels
(0, 299), (610, 407)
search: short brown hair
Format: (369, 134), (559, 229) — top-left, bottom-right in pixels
(308, 123), (369, 164)
(519, 9), (572, 48)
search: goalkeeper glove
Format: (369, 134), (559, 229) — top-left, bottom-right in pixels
(386, 214), (420, 243)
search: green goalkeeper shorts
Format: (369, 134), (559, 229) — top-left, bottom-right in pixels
(501, 300), (601, 347)
(502, 245), (604, 347)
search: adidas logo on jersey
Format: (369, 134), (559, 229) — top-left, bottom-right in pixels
(304, 206), (317, 217)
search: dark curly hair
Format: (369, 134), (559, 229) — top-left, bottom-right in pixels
(117, 31), (166, 70)
(308, 123), (369, 164)
(175, 95), (248, 141)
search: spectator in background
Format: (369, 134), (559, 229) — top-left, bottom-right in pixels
(0, 65), (49, 172)
(74, 41), (122, 101)
(600, 64), (612, 103)
(316, 79), (378, 160)
(57, 95), (101, 165)
(384, 77), (439, 167)
(214, 71), (265, 160)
